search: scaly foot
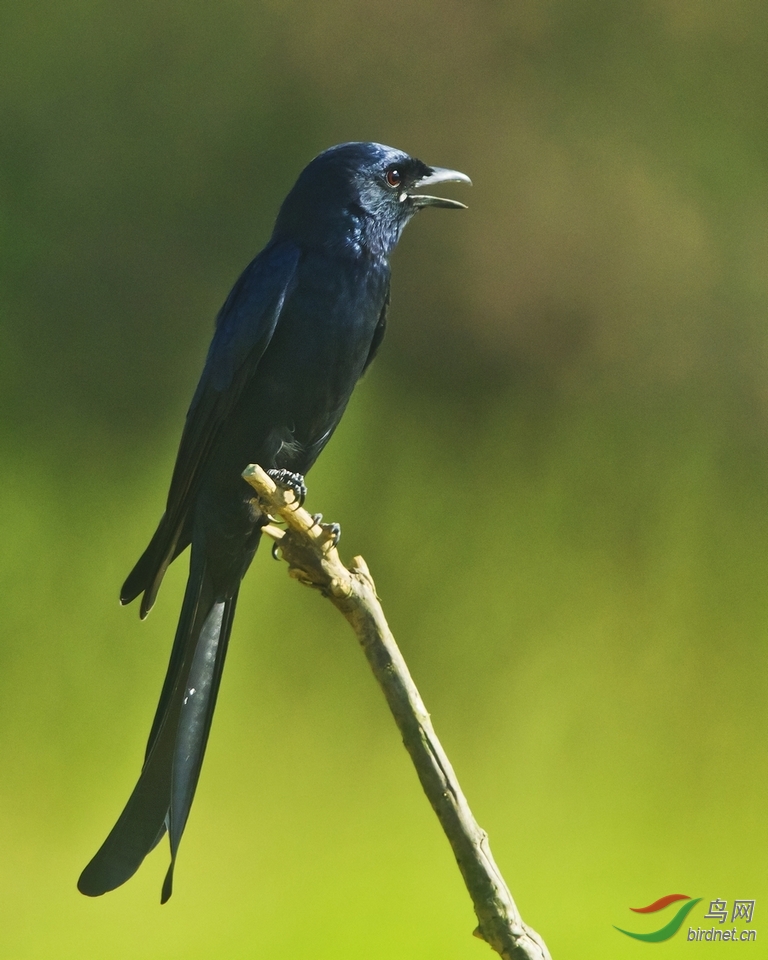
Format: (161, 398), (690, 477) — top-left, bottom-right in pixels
(266, 469), (307, 506)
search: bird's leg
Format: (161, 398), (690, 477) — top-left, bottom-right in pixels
(266, 469), (307, 506)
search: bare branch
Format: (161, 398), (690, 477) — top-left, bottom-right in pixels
(243, 464), (552, 960)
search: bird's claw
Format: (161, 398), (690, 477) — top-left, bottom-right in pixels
(266, 469), (307, 506)
(310, 513), (341, 547)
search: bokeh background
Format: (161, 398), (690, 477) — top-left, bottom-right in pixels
(1, 1), (766, 957)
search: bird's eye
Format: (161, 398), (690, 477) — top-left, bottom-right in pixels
(385, 168), (402, 188)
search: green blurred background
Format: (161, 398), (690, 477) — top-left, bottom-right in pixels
(1, 1), (766, 957)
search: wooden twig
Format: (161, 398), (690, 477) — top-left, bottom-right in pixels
(242, 464), (552, 960)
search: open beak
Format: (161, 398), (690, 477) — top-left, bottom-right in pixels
(407, 166), (472, 209)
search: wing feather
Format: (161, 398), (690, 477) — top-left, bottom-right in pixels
(123, 240), (300, 614)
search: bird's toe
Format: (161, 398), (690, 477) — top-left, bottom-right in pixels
(266, 469), (307, 506)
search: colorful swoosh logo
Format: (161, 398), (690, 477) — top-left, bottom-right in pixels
(615, 895), (702, 942)
(631, 894), (690, 913)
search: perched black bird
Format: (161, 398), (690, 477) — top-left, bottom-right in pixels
(78, 142), (469, 902)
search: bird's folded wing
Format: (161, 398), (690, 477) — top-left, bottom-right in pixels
(163, 240), (301, 535)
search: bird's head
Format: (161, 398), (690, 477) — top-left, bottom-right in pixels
(272, 142), (471, 257)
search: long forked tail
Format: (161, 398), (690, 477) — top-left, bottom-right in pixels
(78, 549), (238, 902)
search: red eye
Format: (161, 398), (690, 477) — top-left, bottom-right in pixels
(386, 168), (402, 188)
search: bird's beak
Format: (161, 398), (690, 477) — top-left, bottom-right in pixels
(407, 166), (472, 209)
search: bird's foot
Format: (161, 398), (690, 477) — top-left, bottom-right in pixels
(312, 513), (341, 547)
(266, 469), (307, 506)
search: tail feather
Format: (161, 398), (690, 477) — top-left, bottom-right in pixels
(78, 550), (237, 900)
(162, 593), (238, 903)
(120, 514), (189, 619)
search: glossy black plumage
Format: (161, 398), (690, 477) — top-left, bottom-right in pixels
(78, 142), (469, 901)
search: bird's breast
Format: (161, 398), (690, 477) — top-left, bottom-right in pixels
(270, 251), (387, 384)
(234, 250), (389, 470)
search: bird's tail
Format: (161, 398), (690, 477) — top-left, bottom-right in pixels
(78, 547), (238, 902)
(120, 513), (188, 619)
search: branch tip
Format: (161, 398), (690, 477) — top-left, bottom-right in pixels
(261, 524), (285, 541)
